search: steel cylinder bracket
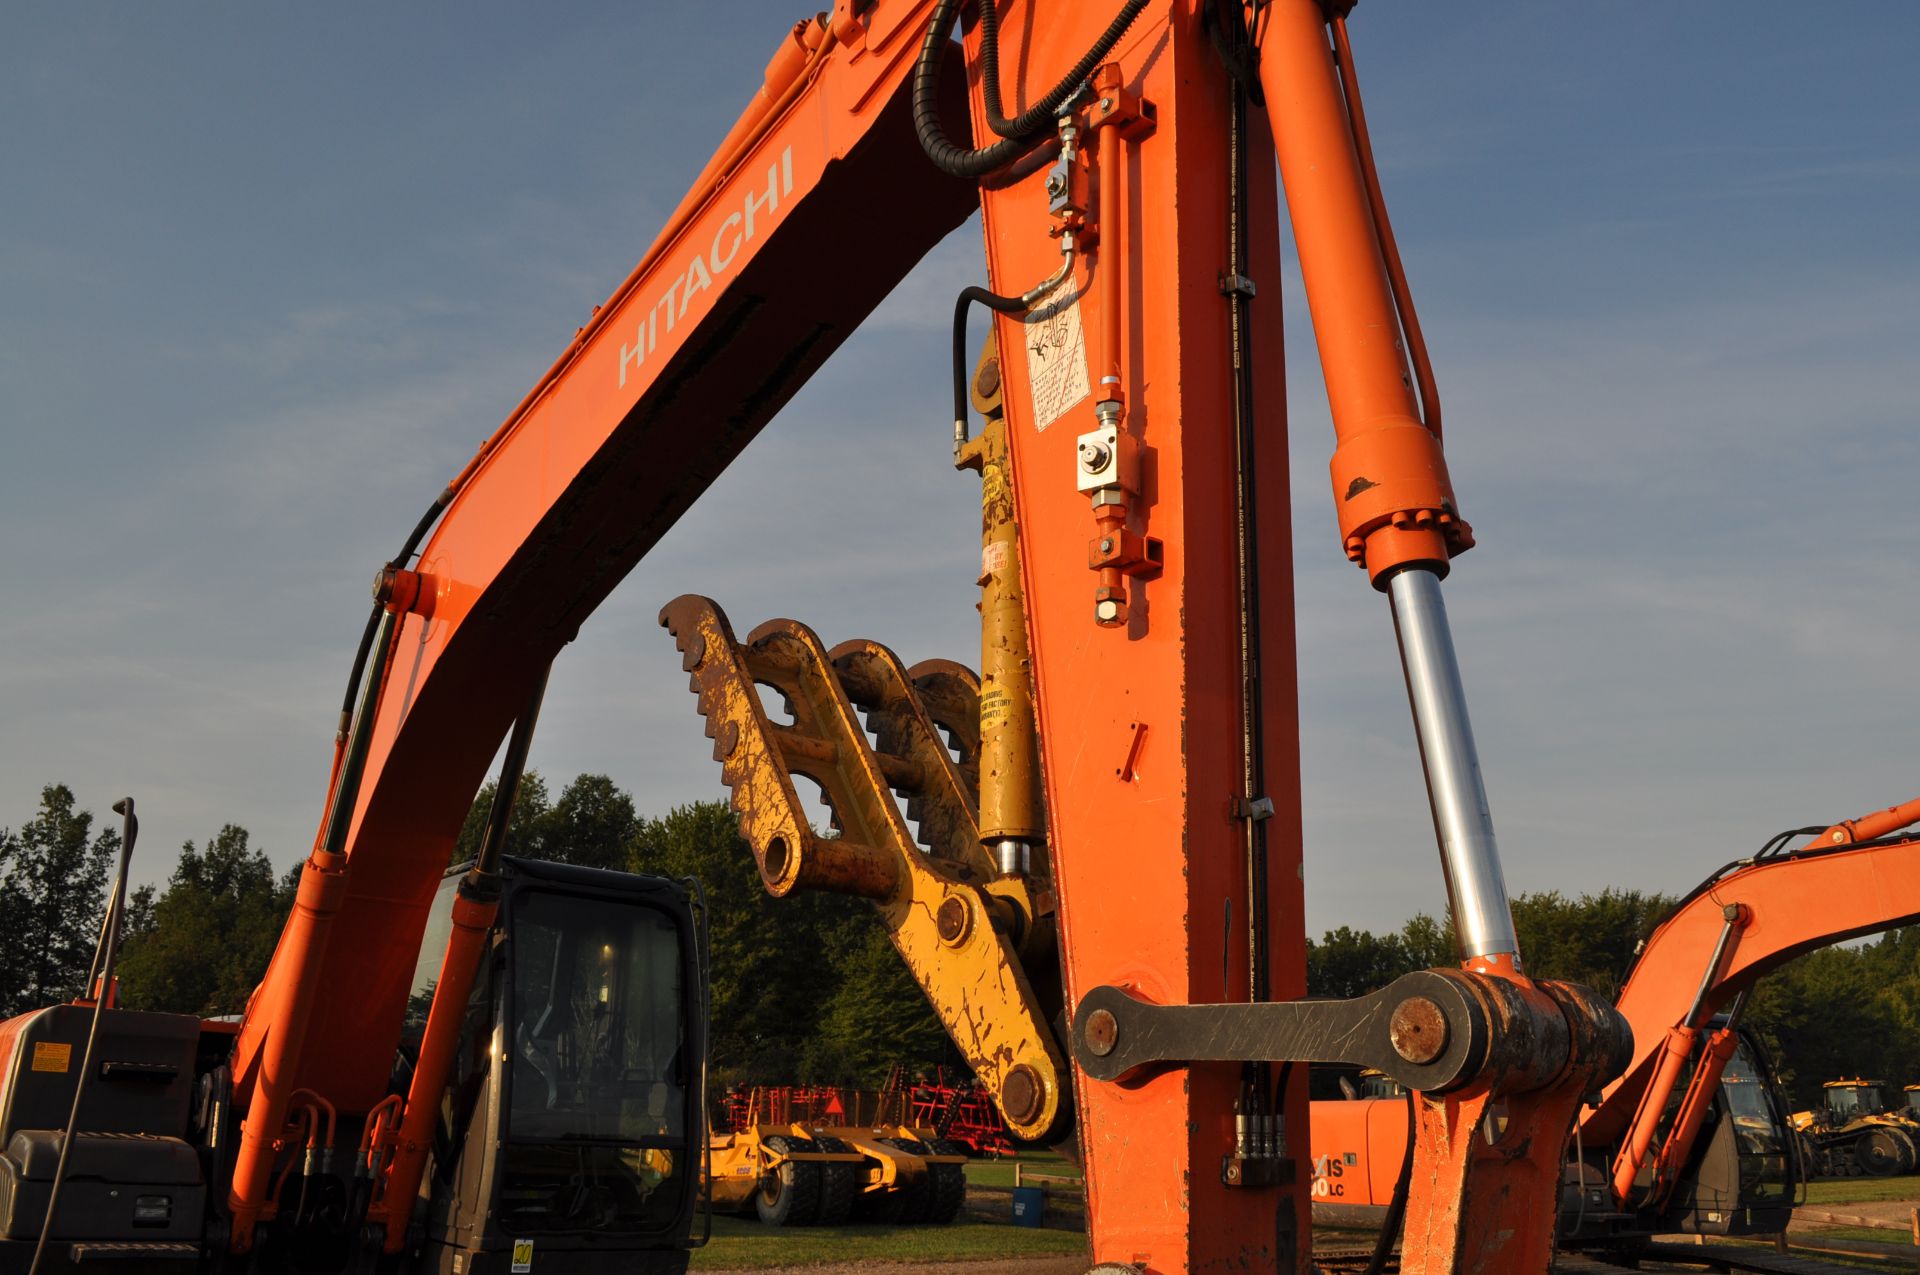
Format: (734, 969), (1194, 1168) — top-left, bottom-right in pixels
(1072, 969), (1497, 1092)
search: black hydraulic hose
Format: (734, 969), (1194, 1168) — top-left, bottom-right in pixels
(914, 0), (1033, 178)
(915, 0), (1149, 179)
(320, 610), (399, 860)
(470, 666), (551, 883)
(28, 798), (138, 1275)
(978, 0), (1150, 141)
(1758, 825), (1828, 860)
(1364, 1091), (1417, 1275)
(332, 492), (447, 745)
(952, 285), (1030, 452)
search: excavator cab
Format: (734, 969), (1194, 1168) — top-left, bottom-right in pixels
(397, 857), (706, 1275)
(1655, 1030), (1798, 1237)
(1907, 1085), (1920, 1117)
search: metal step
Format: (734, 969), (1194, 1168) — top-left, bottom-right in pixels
(68, 1242), (201, 1263)
(1633, 1240), (1904, 1275)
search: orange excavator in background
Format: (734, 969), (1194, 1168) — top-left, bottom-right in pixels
(0, 3), (1896, 1274)
(1306, 796), (1920, 1250)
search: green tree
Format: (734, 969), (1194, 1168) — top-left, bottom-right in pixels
(451, 772), (636, 870)
(623, 800), (950, 1090)
(541, 773), (638, 871)
(1307, 925), (1415, 998)
(1740, 926), (1920, 1109)
(452, 772), (552, 865)
(116, 825), (296, 1016)
(802, 921), (950, 1086)
(626, 802), (838, 1085)
(1399, 912), (1457, 970)
(1510, 888), (1673, 998)
(0, 785), (120, 1015)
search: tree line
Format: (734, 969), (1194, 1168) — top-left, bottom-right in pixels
(9, 780), (1920, 1108)
(5, 777), (949, 1091)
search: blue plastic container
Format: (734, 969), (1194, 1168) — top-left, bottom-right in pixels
(1011, 1185), (1046, 1227)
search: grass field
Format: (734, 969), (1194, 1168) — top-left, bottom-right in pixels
(686, 1158), (1918, 1269)
(687, 1216), (1085, 1269)
(1804, 1174), (1920, 1206)
(961, 1149), (1081, 1190)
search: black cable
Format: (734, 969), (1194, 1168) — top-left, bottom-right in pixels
(326, 488), (449, 806)
(1364, 1091), (1417, 1275)
(952, 285), (1029, 450)
(979, 0), (1150, 140)
(1757, 825), (1828, 860)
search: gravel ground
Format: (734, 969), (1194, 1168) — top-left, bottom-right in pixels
(696, 1261), (1089, 1275)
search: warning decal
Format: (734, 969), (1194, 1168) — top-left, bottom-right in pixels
(1023, 296), (1090, 432)
(31, 1042), (70, 1074)
(510, 1239), (534, 1273)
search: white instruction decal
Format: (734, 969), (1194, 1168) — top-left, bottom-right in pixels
(1023, 296), (1090, 432)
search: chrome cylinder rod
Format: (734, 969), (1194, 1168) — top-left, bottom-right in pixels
(1387, 567), (1520, 963)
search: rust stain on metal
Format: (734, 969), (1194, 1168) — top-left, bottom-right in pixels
(1084, 1007), (1118, 1057)
(1389, 995), (1448, 1065)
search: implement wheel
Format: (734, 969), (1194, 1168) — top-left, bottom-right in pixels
(1886, 1126), (1919, 1174)
(924, 1138), (969, 1225)
(876, 1137), (933, 1224)
(756, 1135), (823, 1226)
(1857, 1128), (1904, 1177)
(809, 1135), (859, 1227)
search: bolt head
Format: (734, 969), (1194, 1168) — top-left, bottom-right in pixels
(1099, 537), (1115, 553)
(1001, 1064), (1045, 1124)
(1084, 1007), (1119, 1056)
(1389, 995), (1449, 1066)
(936, 895), (970, 944)
(1094, 599), (1123, 625)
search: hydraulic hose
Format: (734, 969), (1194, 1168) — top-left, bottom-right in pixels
(915, 0), (1149, 179)
(914, 0), (1036, 177)
(951, 285), (1030, 453)
(978, 0), (1150, 141)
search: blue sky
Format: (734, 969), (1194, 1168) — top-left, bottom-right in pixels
(3, 4), (1915, 938)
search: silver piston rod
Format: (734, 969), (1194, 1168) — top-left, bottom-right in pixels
(1387, 566), (1520, 963)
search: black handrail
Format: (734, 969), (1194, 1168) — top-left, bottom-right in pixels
(28, 796), (139, 1275)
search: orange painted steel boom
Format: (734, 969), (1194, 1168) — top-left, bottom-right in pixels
(224, 12), (977, 1246)
(1584, 800), (1920, 1151)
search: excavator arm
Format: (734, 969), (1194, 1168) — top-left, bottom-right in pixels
(225, 9), (978, 1245)
(1585, 795), (1920, 1197)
